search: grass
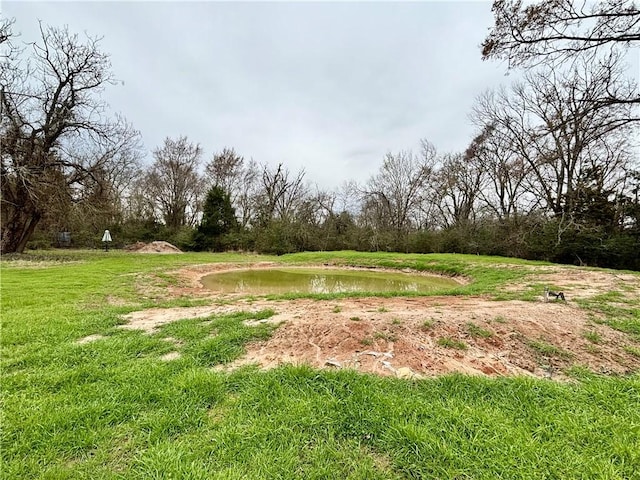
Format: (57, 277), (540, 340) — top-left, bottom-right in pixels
(2, 249), (640, 479)
(585, 344), (600, 354)
(437, 337), (468, 350)
(420, 319), (435, 331)
(625, 345), (640, 358)
(582, 330), (603, 344)
(577, 293), (640, 341)
(159, 310), (278, 366)
(373, 331), (397, 342)
(527, 339), (573, 360)
(466, 322), (493, 339)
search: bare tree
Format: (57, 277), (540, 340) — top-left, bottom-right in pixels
(0, 18), (16, 61)
(205, 147), (244, 195)
(0, 22), (141, 253)
(525, 62), (634, 215)
(363, 142), (437, 240)
(469, 108), (536, 220)
(482, 0), (640, 106)
(482, 0), (640, 65)
(470, 59), (636, 224)
(144, 136), (204, 229)
(203, 148), (261, 228)
(257, 163), (307, 225)
(125, 175), (157, 224)
(335, 180), (361, 216)
(235, 158), (260, 228)
(54, 131), (143, 237)
(433, 153), (485, 228)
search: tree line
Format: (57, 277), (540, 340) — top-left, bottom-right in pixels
(2, 1), (639, 269)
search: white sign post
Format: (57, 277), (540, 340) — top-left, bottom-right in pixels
(102, 229), (112, 251)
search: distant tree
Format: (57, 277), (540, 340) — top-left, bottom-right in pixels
(363, 142), (437, 248)
(256, 163), (307, 225)
(433, 153), (484, 228)
(0, 21), (141, 253)
(204, 148), (259, 228)
(205, 147), (244, 193)
(569, 166), (622, 231)
(193, 186), (238, 251)
(144, 136), (204, 229)
(621, 170), (640, 235)
(464, 122), (533, 221)
(125, 175), (158, 224)
(232, 158), (260, 228)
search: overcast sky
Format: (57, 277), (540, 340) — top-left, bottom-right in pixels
(6, 1), (517, 188)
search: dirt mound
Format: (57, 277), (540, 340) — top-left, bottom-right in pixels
(123, 242), (147, 251)
(126, 241), (183, 254)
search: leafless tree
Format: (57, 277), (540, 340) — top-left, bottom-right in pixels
(205, 147), (244, 194)
(308, 187), (336, 227)
(432, 153), (485, 228)
(471, 58), (636, 225)
(257, 163), (307, 224)
(469, 108), (536, 220)
(58, 131), (143, 235)
(1, 18), (16, 56)
(125, 175), (157, 223)
(335, 180), (361, 216)
(483, 0), (640, 65)
(525, 62), (634, 215)
(144, 136), (204, 229)
(1, 22), (142, 253)
(234, 158), (260, 228)
(482, 0), (640, 106)
(363, 142), (437, 238)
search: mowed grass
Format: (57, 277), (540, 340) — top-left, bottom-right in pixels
(2, 250), (640, 479)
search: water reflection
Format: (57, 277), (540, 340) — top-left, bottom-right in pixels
(201, 268), (457, 294)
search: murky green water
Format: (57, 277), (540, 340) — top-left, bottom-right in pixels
(201, 268), (458, 294)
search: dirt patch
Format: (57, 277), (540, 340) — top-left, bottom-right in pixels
(121, 305), (244, 333)
(159, 351), (181, 361)
(539, 269), (640, 300)
(125, 241), (183, 254)
(500, 266), (640, 300)
(120, 295), (640, 380)
(76, 334), (107, 344)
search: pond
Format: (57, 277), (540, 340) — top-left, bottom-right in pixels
(200, 267), (459, 295)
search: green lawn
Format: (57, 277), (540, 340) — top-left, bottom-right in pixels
(2, 250), (639, 479)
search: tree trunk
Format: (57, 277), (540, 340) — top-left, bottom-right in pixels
(1, 204), (42, 254)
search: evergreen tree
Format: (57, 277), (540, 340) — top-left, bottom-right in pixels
(193, 187), (238, 251)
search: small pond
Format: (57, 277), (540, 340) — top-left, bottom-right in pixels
(201, 268), (459, 294)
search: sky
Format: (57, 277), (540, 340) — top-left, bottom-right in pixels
(5, 1), (517, 188)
